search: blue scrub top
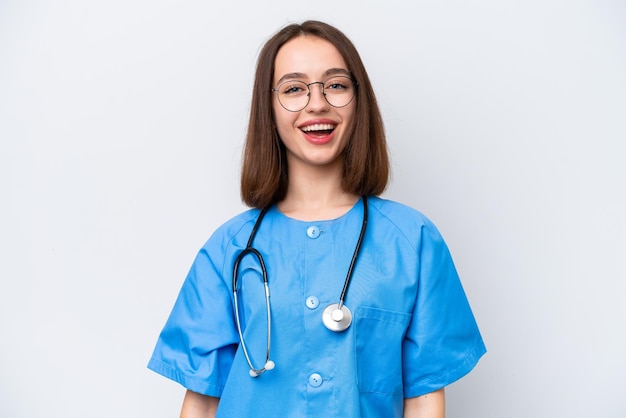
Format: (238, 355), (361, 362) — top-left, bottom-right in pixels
(148, 197), (486, 417)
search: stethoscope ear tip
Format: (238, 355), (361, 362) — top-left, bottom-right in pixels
(248, 360), (275, 377)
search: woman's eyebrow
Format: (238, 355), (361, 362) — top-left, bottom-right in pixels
(275, 72), (307, 86)
(275, 68), (351, 85)
(324, 68), (351, 77)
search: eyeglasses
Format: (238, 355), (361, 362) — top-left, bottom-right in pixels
(271, 75), (357, 112)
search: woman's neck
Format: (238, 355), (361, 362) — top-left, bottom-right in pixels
(277, 160), (359, 221)
(279, 189), (359, 221)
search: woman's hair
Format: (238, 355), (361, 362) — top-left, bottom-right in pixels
(240, 20), (389, 208)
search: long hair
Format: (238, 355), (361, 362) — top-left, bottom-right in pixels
(240, 20), (389, 208)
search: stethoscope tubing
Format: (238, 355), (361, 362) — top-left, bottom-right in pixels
(232, 207), (273, 377)
(337, 197), (368, 309)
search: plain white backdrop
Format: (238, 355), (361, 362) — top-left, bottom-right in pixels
(1, 0), (625, 416)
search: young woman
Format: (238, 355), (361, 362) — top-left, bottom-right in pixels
(148, 20), (485, 418)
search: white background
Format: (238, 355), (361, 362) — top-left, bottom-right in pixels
(1, 0), (625, 417)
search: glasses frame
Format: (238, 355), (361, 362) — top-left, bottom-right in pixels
(271, 75), (358, 112)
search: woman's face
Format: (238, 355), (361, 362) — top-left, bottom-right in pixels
(272, 36), (355, 173)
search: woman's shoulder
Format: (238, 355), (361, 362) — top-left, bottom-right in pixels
(368, 196), (434, 228)
(201, 207), (261, 249)
(367, 196), (444, 243)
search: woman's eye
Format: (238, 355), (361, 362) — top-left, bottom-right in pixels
(281, 83), (305, 95)
(326, 80), (349, 91)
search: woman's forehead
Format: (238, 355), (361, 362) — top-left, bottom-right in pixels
(273, 36), (348, 83)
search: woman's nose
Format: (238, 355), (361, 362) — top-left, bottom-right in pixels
(306, 82), (329, 111)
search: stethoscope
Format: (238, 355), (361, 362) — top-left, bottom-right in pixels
(232, 197), (368, 377)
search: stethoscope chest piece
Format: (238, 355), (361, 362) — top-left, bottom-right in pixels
(322, 303), (352, 332)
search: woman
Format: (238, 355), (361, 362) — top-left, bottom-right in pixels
(148, 20), (485, 418)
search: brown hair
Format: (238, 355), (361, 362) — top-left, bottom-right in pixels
(240, 20), (389, 208)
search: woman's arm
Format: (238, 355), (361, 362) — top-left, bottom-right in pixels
(403, 388), (445, 418)
(180, 390), (219, 418)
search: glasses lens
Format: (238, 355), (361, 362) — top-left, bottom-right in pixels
(277, 81), (309, 112)
(323, 76), (355, 108)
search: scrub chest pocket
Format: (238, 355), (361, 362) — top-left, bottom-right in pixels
(354, 306), (412, 395)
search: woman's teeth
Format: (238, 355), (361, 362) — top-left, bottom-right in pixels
(301, 123), (335, 132)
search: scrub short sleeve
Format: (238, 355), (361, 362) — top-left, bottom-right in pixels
(147, 236), (240, 397)
(402, 221), (486, 398)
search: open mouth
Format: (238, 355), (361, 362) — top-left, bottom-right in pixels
(300, 123), (336, 137)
